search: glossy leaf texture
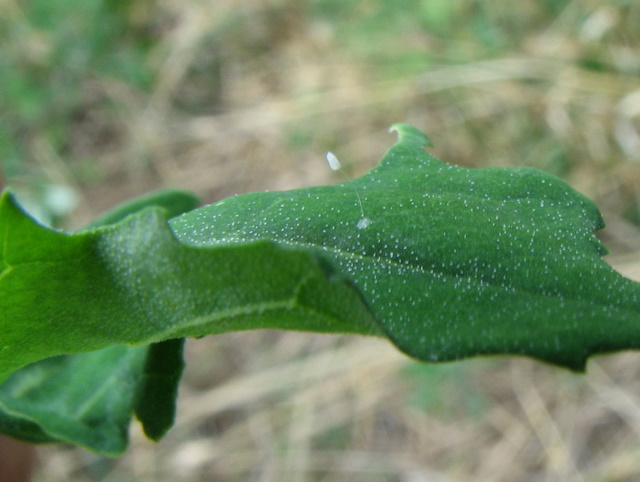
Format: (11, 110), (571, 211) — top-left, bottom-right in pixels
(2, 124), (640, 455)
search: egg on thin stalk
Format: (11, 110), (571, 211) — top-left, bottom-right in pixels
(325, 152), (371, 230)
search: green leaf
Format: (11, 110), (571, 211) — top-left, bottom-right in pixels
(0, 346), (148, 455)
(0, 190), (199, 454)
(86, 189), (201, 228)
(0, 340), (184, 454)
(133, 338), (185, 441)
(170, 124), (640, 371)
(2, 124), (640, 454)
(0, 191), (378, 380)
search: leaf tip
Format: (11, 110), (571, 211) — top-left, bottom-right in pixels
(0, 188), (17, 210)
(389, 123), (434, 148)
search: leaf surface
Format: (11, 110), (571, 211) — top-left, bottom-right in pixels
(0, 190), (377, 380)
(172, 124), (640, 370)
(0, 346), (148, 455)
(0, 190), (197, 454)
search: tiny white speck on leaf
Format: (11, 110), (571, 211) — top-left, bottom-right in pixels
(326, 152), (341, 171)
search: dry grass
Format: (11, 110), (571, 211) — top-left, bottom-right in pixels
(34, 336), (640, 481)
(4, 0), (640, 480)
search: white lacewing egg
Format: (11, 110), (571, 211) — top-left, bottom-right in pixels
(326, 151), (342, 171)
(357, 217), (372, 229)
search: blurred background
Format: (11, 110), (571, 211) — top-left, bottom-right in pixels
(2, 0), (640, 480)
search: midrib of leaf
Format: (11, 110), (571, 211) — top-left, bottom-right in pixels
(73, 356), (136, 419)
(0, 368), (113, 424)
(189, 228), (628, 319)
(152, 295), (314, 340)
